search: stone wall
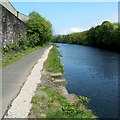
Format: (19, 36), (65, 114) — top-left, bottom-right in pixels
(0, 4), (28, 49)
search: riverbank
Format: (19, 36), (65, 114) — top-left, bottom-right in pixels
(29, 44), (96, 118)
(4, 45), (52, 118)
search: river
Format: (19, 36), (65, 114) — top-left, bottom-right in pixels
(56, 43), (119, 118)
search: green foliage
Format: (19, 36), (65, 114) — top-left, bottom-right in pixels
(42, 87), (94, 118)
(2, 34), (29, 54)
(27, 11), (52, 47)
(46, 109), (67, 118)
(3, 42), (20, 53)
(18, 34), (29, 50)
(42, 86), (67, 104)
(53, 21), (120, 52)
(27, 33), (40, 47)
(2, 11), (53, 67)
(62, 103), (79, 117)
(77, 96), (90, 106)
(2, 44), (41, 67)
(32, 95), (44, 104)
(3, 11), (53, 53)
(44, 44), (64, 73)
(32, 86), (96, 118)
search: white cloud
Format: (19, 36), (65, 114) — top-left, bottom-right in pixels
(57, 27), (87, 35)
(55, 12), (118, 35)
(82, 13), (118, 31)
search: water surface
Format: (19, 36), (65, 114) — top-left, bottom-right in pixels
(57, 43), (119, 118)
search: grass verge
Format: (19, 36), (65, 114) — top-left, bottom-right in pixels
(44, 44), (63, 73)
(31, 86), (96, 118)
(2, 46), (42, 68)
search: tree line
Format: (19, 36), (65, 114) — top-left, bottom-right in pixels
(52, 21), (120, 52)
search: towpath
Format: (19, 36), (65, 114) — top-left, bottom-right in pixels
(1, 45), (51, 119)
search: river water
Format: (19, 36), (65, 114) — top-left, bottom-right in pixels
(57, 43), (119, 118)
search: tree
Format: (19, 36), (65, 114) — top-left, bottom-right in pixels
(27, 11), (52, 47)
(111, 25), (120, 51)
(99, 21), (114, 48)
(52, 21), (120, 52)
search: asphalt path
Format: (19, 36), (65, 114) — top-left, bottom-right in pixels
(1, 45), (50, 119)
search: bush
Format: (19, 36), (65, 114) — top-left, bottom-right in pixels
(3, 34), (29, 53)
(3, 42), (20, 53)
(27, 33), (39, 47)
(18, 34), (29, 50)
(27, 11), (52, 47)
(77, 96), (90, 106)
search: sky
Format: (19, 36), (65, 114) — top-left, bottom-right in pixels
(11, 2), (118, 35)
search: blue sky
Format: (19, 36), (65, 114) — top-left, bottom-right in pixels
(11, 2), (118, 35)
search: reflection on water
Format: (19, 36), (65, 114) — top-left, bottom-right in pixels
(57, 43), (119, 118)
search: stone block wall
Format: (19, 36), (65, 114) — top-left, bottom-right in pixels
(0, 4), (28, 49)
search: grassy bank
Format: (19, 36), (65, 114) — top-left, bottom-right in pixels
(29, 44), (96, 118)
(44, 44), (64, 73)
(2, 46), (42, 68)
(31, 86), (96, 118)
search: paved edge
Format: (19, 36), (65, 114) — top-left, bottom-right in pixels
(4, 45), (53, 118)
